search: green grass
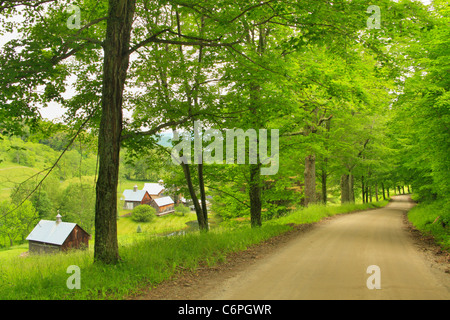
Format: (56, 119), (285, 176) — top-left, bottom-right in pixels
(272, 200), (389, 226)
(0, 162), (43, 199)
(0, 244), (28, 261)
(407, 199), (450, 251)
(0, 224), (289, 299)
(116, 212), (199, 246)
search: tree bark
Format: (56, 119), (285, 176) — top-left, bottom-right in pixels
(340, 174), (350, 204)
(321, 169), (327, 205)
(321, 118), (331, 204)
(304, 154), (316, 207)
(361, 175), (365, 204)
(181, 162), (207, 231)
(94, 0), (136, 264)
(249, 163), (262, 227)
(375, 181), (379, 202)
(349, 173), (355, 203)
(198, 162), (209, 231)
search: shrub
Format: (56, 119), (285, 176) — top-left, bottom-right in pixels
(131, 205), (156, 222)
(174, 205), (190, 216)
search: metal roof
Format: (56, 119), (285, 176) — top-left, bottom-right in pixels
(143, 183), (164, 195)
(26, 220), (76, 245)
(123, 189), (148, 202)
(153, 196), (174, 207)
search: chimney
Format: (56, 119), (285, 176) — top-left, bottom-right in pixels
(133, 185), (138, 192)
(158, 179), (164, 186)
(56, 212), (62, 225)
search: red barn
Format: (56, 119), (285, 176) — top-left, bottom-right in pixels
(26, 214), (90, 254)
(151, 196), (175, 215)
(123, 185), (152, 210)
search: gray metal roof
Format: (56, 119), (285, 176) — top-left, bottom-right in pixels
(123, 189), (148, 202)
(143, 183), (164, 195)
(26, 220), (76, 245)
(153, 196), (174, 207)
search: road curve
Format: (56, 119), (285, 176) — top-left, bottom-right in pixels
(201, 195), (450, 300)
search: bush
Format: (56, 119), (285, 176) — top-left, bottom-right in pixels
(174, 205), (190, 216)
(407, 200), (450, 250)
(131, 205), (156, 222)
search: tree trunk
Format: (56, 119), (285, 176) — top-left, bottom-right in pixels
(375, 181), (379, 202)
(340, 174), (350, 204)
(321, 118), (331, 205)
(321, 169), (327, 205)
(304, 154), (316, 207)
(198, 162), (209, 231)
(349, 173), (355, 203)
(381, 182), (386, 200)
(181, 162), (207, 231)
(361, 175), (365, 204)
(249, 163), (262, 227)
(94, 0), (136, 264)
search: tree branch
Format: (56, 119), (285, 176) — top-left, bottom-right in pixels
(229, 0), (277, 23)
(127, 28), (171, 55)
(129, 37), (241, 55)
(120, 114), (200, 142)
(206, 185), (251, 208)
(281, 115), (333, 137)
(0, 0), (56, 11)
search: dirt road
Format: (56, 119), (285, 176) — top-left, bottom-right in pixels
(197, 195), (449, 300)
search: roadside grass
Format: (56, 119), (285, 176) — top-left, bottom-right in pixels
(407, 199), (450, 251)
(0, 200), (389, 300)
(272, 200), (389, 226)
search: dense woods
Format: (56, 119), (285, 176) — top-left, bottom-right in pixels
(0, 0), (448, 265)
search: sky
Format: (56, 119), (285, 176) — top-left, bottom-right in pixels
(0, 0), (434, 122)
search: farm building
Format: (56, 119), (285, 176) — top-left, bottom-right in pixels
(143, 181), (165, 199)
(151, 196), (175, 215)
(26, 214), (90, 254)
(123, 185), (152, 209)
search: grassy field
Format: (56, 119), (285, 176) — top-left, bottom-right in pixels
(0, 162), (44, 199)
(407, 199), (450, 251)
(0, 199), (389, 300)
